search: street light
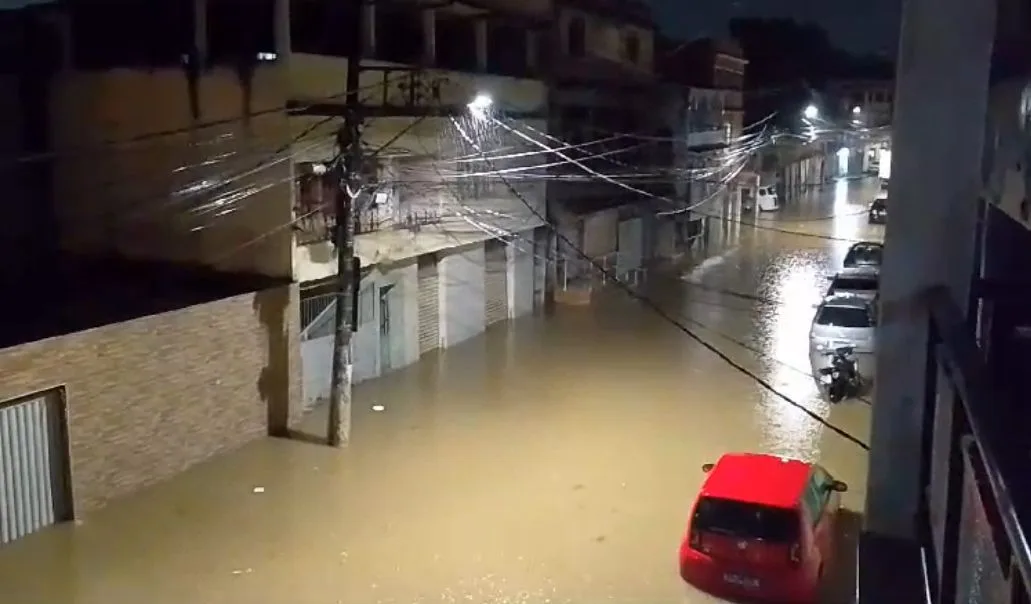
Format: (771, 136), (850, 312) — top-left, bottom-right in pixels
(468, 93), (493, 120)
(803, 104), (819, 120)
(852, 106), (861, 115)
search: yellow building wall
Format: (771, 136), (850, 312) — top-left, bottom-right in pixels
(50, 64), (294, 278)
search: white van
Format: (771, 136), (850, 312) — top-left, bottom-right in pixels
(756, 185), (780, 212)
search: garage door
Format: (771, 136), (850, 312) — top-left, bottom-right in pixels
(617, 217), (644, 274)
(0, 391), (70, 545)
(484, 239), (509, 326)
(417, 253), (440, 354)
(509, 235), (534, 318)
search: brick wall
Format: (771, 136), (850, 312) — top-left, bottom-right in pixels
(0, 283), (301, 513)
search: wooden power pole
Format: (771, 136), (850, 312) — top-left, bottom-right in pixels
(327, 0), (366, 447)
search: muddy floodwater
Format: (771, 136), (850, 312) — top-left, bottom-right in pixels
(0, 179), (882, 603)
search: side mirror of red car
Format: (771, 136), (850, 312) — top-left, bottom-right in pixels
(831, 480), (848, 492)
(701, 463), (715, 473)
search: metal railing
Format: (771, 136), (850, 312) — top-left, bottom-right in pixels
(861, 286), (1031, 604)
(920, 286), (1031, 604)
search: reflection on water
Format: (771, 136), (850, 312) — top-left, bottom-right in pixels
(0, 179), (882, 604)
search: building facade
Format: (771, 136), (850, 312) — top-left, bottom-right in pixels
(0, 0), (549, 543)
(828, 78), (895, 129)
(288, 0), (551, 408)
(546, 0), (670, 297)
(656, 37), (749, 255)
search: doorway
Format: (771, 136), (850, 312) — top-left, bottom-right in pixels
(379, 283), (395, 372)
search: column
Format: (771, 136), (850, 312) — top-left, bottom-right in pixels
(273, 0), (289, 58)
(864, 0), (995, 538)
(363, 2), (376, 57)
(193, 0), (207, 64)
(422, 9), (436, 64)
(526, 31), (539, 73)
(474, 19), (488, 72)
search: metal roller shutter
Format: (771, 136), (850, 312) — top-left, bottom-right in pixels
(484, 240), (508, 325)
(417, 254), (440, 354)
(0, 391), (69, 545)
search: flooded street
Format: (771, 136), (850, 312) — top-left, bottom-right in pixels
(0, 178), (882, 604)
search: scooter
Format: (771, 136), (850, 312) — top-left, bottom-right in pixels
(818, 346), (862, 402)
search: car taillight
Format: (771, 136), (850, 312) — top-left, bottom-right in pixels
(788, 542), (802, 566)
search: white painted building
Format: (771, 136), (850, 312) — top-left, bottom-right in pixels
(290, 1), (551, 408)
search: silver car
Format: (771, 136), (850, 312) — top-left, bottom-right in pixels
(809, 294), (878, 379)
(825, 267), (879, 302)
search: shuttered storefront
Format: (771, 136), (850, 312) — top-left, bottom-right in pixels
(417, 253), (440, 354)
(484, 240), (509, 325)
(0, 391), (70, 545)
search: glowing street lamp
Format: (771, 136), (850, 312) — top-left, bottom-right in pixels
(852, 105), (861, 115)
(467, 93), (493, 120)
(803, 104), (819, 120)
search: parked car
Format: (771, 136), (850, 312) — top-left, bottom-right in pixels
(868, 197), (887, 224)
(679, 453), (848, 603)
(843, 241), (883, 271)
(826, 268), (879, 301)
(809, 294), (877, 357)
(757, 185), (780, 212)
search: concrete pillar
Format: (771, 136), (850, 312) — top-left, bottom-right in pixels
(526, 31), (539, 73)
(193, 0), (207, 64)
(864, 0), (995, 538)
(474, 19), (488, 71)
(422, 10), (436, 64)
(273, 0), (289, 57)
(363, 2), (376, 56)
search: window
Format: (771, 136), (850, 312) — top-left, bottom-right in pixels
(435, 14), (477, 72)
(830, 278), (878, 293)
(801, 467), (833, 526)
(207, 0), (277, 64)
(815, 306), (872, 328)
(70, 0), (195, 69)
(567, 16), (586, 57)
(845, 245), (883, 266)
(622, 31), (639, 64)
(374, 4), (423, 64)
(294, 162), (336, 245)
(692, 498), (799, 543)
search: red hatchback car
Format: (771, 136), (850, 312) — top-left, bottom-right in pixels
(678, 453), (848, 603)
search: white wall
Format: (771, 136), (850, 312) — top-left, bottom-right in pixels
(439, 244), (486, 347)
(508, 230), (536, 318)
(349, 262), (419, 383)
(583, 210), (618, 257)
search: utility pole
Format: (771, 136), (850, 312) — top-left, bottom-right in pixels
(327, 0), (366, 447)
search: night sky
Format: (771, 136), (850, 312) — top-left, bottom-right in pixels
(3, 0), (900, 58)
(648, 0), (902, 57)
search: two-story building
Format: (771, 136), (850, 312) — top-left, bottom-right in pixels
(656, 37), (749, 255)
(546, 0), (669, 296)
(829, 78), (895, 129)
(287, 0), (551, 408)
(0, 0), (549, 544)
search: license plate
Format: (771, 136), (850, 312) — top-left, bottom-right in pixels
(723, 573), (760, 589)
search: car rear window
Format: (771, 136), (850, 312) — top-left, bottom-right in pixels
(847, 247), (883, 265)
(815, 305), (871, 328)
(871, 199), (887, 210)
(693, 497), (799, 543)
(831, 277), (877, 292)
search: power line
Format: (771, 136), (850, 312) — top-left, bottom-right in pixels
(451, 116), (871, 451)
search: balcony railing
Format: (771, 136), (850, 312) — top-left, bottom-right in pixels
(685, 128), (728, 149)
(858, 286), (1031, 604)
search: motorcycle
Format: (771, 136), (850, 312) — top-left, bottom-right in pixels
(818, 346), (862, 402)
